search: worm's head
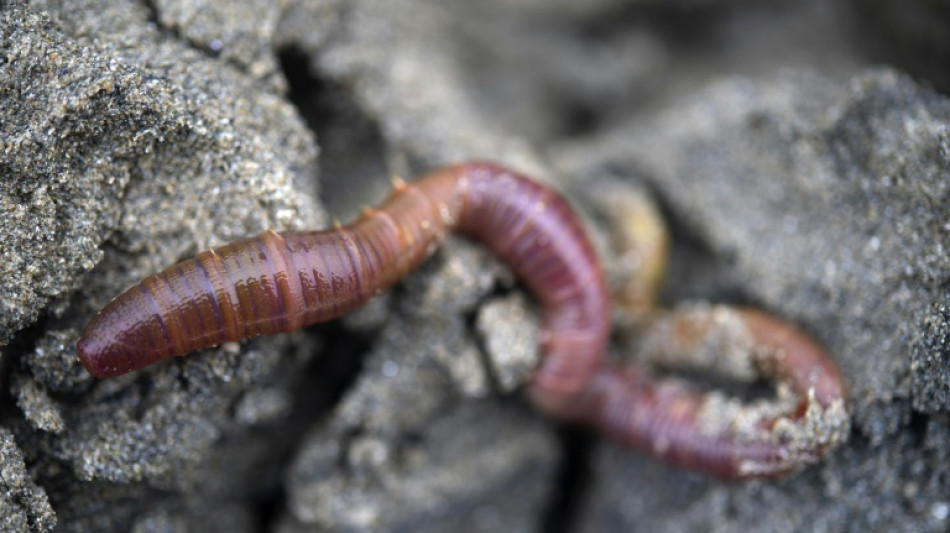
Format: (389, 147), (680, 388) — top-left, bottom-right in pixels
(77, 323), (135, 378)
(77, 288), (172, 378)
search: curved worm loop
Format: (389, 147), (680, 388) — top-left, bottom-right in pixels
(77, 162), (610, 406)
(568, 307), (849, 478)
(77, 162), (848, 478)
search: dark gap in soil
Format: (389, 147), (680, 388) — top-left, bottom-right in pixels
(251, 322), (375, 531)
(849, 0), (950, 94)
(0, 314), (49, 423)
(139, 0), (161, 28)
(279, 47), (391, 222)
(464, 306), (504, 397)
(906, 410), (932, 448)
(540, 425), (596, 533)
(558, 99), (602, 139)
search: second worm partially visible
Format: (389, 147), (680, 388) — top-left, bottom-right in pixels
(77, 162), (610, 410)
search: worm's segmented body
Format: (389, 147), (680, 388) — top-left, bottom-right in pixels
(78, 161), (847, 478)
(77, 162), (609, 408)
(569, 307), (848, 477)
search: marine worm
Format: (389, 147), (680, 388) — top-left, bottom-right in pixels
(77, 161), (848, 478)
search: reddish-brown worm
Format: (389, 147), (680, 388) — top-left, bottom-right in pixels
(77, 162), (610, 405)
(77, 161), (847, 478)
(559, 306), (849, 477)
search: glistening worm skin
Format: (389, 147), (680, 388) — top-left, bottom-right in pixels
(77, 162), (610, 409)
(77, 161), (847, 478)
